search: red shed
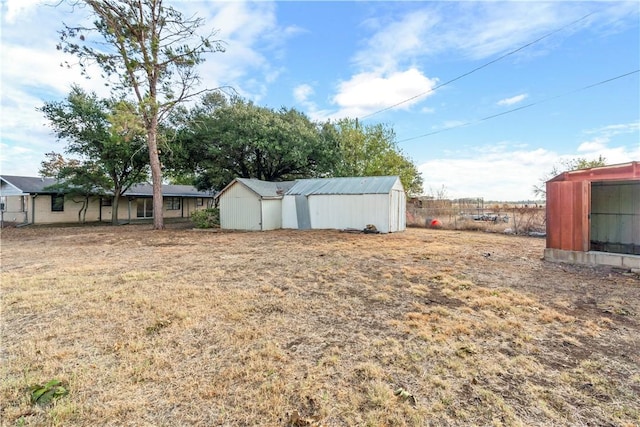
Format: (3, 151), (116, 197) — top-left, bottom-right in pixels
(544, 161), (640, 268)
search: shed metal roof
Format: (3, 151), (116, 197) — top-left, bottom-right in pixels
(547, 161), (640, 183)
(286, 176), (401, 196)
(225, 178), (296, 199)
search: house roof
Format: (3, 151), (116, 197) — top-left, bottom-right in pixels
(286, 176), (401, 196)
(0, 175), (59, 194)
(217, 178), (296, 199)
(124, 183), (213, 198)
(0, 175), (213, 198)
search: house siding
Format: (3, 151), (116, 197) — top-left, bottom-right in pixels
(32, 195), (103, 224)
(1, 175), (215, 225)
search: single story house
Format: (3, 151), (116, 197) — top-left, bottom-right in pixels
(0, 175), (214, 225)
(282, 176), (406, 233)
(544, 161), (640, 269)
(215, 178), (295, 231)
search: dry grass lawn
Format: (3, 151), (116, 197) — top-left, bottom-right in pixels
(1, 223), (639, 426)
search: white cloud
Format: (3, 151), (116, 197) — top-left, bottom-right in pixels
(354, 10), (440, 73)
(325, 2), (595, 121)
(497, 94), (528, 106)
(327, 68), (438, 119)
(577, 138), (608, 153)
(584, 122), (640, 137)
(2, 0), (43, 24)
(353, 2), (592, 70)
(293, 84), (314, 104)
(577, 121), (640, 161)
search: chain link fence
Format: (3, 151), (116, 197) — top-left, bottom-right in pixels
(407, 198), (546, 235)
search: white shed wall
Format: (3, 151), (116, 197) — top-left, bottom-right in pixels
(308, 194), (391, 232)
(219, 182), (261, 230)
(261, 199), (283, 231)
(281, 196), (298, 229)
(389, 189), (406, 232)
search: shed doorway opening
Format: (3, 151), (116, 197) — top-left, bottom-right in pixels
(590, 180), (640, 255)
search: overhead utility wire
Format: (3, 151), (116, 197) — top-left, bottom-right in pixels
(359, 12), (594, 121)
(397, 69), (640, 143)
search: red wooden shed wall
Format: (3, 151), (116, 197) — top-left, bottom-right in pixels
(545, 161), (639, 252)
(546, 180), (590, 251)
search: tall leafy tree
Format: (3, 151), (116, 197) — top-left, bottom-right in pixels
(170, 96), (338, 190)
(40, 86), (149, 224)
(332, 118), (424, 196)
(57, 0), (225, 229)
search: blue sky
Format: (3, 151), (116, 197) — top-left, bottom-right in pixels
(1, 1), (639, 201)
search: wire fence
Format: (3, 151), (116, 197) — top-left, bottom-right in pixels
(407, 198), (546, 236)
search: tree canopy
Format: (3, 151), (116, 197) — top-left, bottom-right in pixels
(40, 86), (149, 224)
(168, 96), (339, 190)
(331, 118), (424, 196)
(58, 0), (225, 229)
(166, 97), (423, 195)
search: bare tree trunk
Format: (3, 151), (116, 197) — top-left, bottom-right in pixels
(148, 123), (164, 230)
(112, 191), (120, 225)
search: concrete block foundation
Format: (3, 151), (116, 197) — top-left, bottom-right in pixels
(544, 248), (640, 269)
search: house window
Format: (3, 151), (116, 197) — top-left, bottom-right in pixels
(101, 197), (113, 207)
(167, 197), (181, 210)
(51, 194), (64, 212)
(196, 197), (204, 207)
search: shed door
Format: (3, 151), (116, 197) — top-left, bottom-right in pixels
(295, 196), (311, 230)
(591, 181), (640, 255)
(546, 180), (590, 251)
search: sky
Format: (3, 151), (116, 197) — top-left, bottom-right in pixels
(1, 0), (639, 201)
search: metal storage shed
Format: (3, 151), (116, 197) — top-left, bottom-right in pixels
(544, 161), (640, 269)
(282, 176), (406, 233)
(216, 178), (295, 231)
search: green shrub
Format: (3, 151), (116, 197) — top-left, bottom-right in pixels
(191, 207), (219, 229)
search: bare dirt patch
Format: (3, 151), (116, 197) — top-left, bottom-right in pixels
(1, 224), (639, 426)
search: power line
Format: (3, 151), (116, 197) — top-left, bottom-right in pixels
(359, 12), (594, 121)
(397, 69), (640, 143)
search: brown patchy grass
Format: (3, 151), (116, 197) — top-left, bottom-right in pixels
(1, 223), (639, 426)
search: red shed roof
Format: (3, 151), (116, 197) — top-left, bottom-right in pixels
(547, 161), (640, 183)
